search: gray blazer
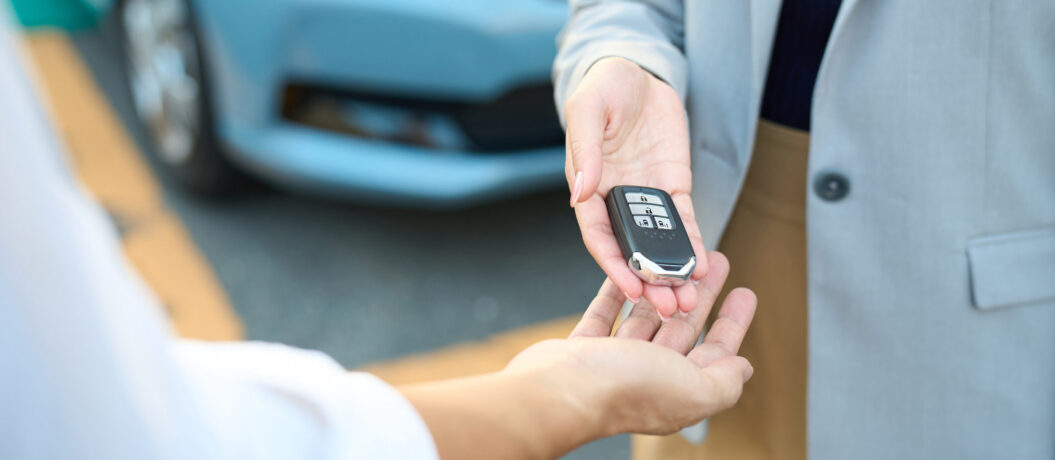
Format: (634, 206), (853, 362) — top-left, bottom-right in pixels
(554, 1), (1055, 458)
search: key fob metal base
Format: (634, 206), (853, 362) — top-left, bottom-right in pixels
(628, 252), (696, 285)
(606, 185), (697, 286)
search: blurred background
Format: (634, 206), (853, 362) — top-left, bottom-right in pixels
(11, 0), (627, 457)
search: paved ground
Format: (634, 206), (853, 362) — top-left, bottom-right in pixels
(68, 15), (629, 459)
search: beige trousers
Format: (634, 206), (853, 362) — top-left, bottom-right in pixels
(634, 121), (810, 460)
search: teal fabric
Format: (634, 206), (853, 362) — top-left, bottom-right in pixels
(8, 0), (109, 30)
(555, 0), (1055, 458)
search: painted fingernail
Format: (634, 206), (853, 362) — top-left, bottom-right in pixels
(623, 292), (640, 304)
(656, 308), (671, 322)
(744, 364), (755, 382)
(569, 171), (583, 207)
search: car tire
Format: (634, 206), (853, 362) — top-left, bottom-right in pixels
(118, 0), (242, 195)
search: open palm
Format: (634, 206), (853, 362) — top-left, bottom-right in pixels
(564, 57), (708, 318)
(507, 253), (755, 436)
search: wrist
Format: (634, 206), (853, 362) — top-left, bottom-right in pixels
(511, 349), (621, 442)
(484, 367), (603, 458)
(588, 56), (651, 86)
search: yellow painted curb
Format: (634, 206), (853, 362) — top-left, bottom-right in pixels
(23, 31), (243, 341)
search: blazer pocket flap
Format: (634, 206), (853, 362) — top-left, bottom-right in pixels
(967, 227), (1055, 310)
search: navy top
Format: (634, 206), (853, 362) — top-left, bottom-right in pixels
(759, 0), (843, 131)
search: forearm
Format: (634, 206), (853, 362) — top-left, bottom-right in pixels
(400, 368), (604, 460)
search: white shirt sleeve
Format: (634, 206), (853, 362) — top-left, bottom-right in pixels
(0, 9), (436, 460)
(173, 341), (437, 460)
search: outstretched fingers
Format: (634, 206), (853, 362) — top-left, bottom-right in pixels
(613, 297), (663, 341)
(688, 287), (757, 368)
(651, 252), (730, 354)
(570, 278), (628, 338)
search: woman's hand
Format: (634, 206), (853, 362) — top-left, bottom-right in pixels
(507, 252), (755, 437)
(564, 57), (707, 319)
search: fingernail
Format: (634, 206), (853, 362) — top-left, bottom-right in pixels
(744, 365), (755, 382)
(692, 279), (700, 286)
(569, 171), (583, 207)
(676, 310), (690, 318)
(656, 308), (671, 322)
(623, 292), (640, 304)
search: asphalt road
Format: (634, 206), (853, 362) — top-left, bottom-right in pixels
(72, 15), (628, 459)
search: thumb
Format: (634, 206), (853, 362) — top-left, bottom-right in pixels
(563, 90), (605, 206)
(697, 355), (753, 414)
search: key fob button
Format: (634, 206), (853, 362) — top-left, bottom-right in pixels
(629, 203), (668, 217)
(654, 217), (673, 230)
(635, 216), (655, 228)
(625, 192), (664, 205)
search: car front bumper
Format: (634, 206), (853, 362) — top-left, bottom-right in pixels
(221, 119), (565, 207)
(194, 0), (567, 206)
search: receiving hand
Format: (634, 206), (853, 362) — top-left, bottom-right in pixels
(563, 57), (707, 319)
(507, 252), (755, 436)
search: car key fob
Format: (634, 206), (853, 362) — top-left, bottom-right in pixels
(605, 185), (696, 286)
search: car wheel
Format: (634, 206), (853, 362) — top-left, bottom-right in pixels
(119, 0), (241, 195)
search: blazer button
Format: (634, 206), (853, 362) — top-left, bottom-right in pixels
(814, 172), (850, 202)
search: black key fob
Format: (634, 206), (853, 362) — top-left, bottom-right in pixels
(605, 185), (696, 285)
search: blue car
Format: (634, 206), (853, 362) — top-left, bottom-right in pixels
(119, 0), (567, 206)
